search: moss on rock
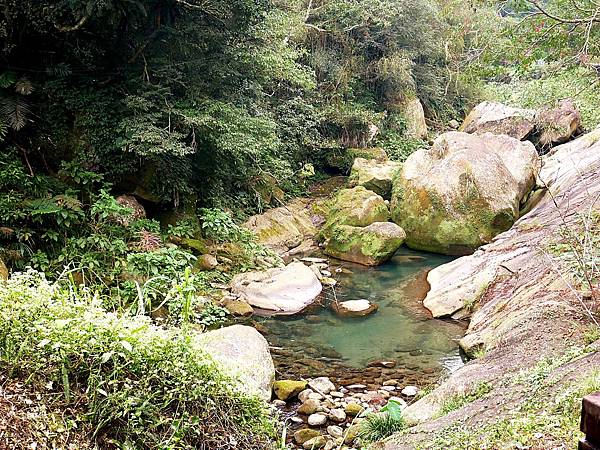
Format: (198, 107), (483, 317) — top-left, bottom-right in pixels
(273, 380), (308, 401)
(321, 186), (390, 239)
(324, 222), (406, 266)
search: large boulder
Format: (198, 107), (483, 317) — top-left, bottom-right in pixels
(324, 222), (406, 266)
(115, 194), (146, 226)
(348, 158), (401, 198)
(321, 186), (389, 238)
(391, 132), (521, 255)
(196, 325), (275, 401)
(481, 133), (540, 201)
(460, 101), (535, 140)
(536, 98), (582, 149)
(243, 199), (317, 255)
(230, 262), (322, 314)
(397, 97), (428, 139)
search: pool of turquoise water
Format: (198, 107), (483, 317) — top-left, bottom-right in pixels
(258, 248), (466, 374)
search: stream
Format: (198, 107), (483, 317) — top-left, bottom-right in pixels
(254, 248), (467, 389)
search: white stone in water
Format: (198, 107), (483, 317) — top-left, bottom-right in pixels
(309, 377), (336, 394)
(401, 386), (419, 396)
(381, 385), (396, 392)
(308, 413), (328, 426)
(329, 408), (346, 423)
(301, 257), (329, 264)
(339, 299), (372, 312)
(327, 425), (343, 438)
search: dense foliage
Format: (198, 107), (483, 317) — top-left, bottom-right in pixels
(0, 269), (275, 448)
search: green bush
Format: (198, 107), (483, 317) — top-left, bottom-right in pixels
(359, 399), (406, 443)
(0, 269), (275, 449)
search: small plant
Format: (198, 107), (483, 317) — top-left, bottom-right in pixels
(359, 399), (406, 443)
(199, 208), (243, 242)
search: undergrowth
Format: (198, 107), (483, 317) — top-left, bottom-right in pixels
(0, 269), (276, 449)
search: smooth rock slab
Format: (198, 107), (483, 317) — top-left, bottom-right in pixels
(230, 262), (322, 314)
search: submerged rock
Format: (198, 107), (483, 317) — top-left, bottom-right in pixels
(536, 98), (581, 148)
(460, 101), (536, 140)
(391, 131), (521, 255)
(331, 299), (379, 318)
(196, 325), (274, 401)
(324, 222), (406, 266)
(321, 186), (389, 238)
(230, 262), (322, 314)
(243, 198), (317, 255)
(349, 158), (401, 198)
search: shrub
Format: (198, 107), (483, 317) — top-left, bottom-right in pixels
(0, 269), (275, 449)
(359, 399), (406, 443)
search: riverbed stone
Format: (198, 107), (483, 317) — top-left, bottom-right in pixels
(401, 386), (419, 396)
(331, 299), (378, 318)
(230, 261), (322, 314)
(327, 425), (344, 438)
(303, 436), (327, 449)
(299, 389), (314, 403)
(298, 398), (321, 415)
(195, 325), (274, 401)
(273, 380), (308, 401)
(308, 413), (328, 426)
(349, 158), (401, 198)
(390, 131), (521, 255)
(324, 222), (406, 266)
(329, 408), (347, 423)
(309, 377), (336, 395)
(460, 101), (536, 140)
(345, 402), (364, 416)
(294, 428), (321, 445)
(321, 186), (389, 238)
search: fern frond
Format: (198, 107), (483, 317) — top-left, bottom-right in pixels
(0, 96), (32, 130)
(14, 78), (34, 96)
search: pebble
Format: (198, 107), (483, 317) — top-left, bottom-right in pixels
(308, 392), (324, 401)
(327, 425), (343, 438)
(345, 384), (367, 390)
(290, 416), (304, 424)
(303, 436), (327, 449)
(329, 408), (346, 423)
(383, 379), (398, 386)
(330, 391), (344, 398)
(401, 385), (419, 396)
(298, 389), (314, 403)
(381, 385), (396, 391)
(309, 377), (336, 394)
(272, 399), (286, 407)
(298, 399), (320, 415)
(308, 413), (328, 426)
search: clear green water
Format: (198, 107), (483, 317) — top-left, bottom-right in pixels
(259, 248), (466, 373)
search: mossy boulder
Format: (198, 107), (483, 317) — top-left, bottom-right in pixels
(243, 199), (316, 255)
(391, 132), (521, 255)
(321, 186), (389, 238)
(294, 429), (322, 445)
(273, 380), (308, 401)
(481, 132), (539, 201)
(324, 222), (406, 266)
(387, 96), (428, 139)
(460, 101), (535, 140)
(324, 147), (387, 174)
(349, 158), (401, 198)
(223, 299), (254, 317)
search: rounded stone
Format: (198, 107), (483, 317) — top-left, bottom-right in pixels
(308, 413), (328, 426)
